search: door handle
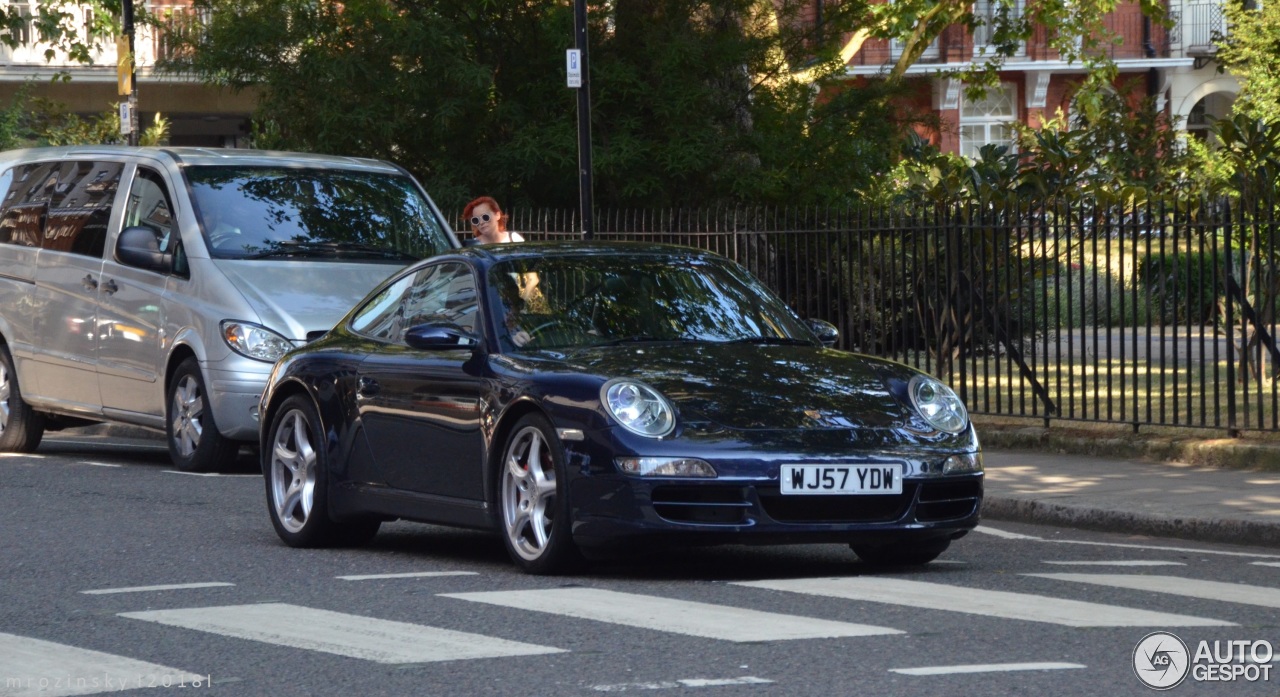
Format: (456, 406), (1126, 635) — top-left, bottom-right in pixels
(82, 274), (97, 291)
(357, 376), (380, 396)
(102, 279), (119, 295)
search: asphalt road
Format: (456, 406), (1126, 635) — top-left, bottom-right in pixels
(2, 435), (1279, 697)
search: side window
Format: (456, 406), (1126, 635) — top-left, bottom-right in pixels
(122, 167), (179, 257)
(41, 160), (123, 258)
(0, 164), (46, 247)
(349, 263), (478, 344)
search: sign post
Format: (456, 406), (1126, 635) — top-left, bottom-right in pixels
(570, 0), (594, 240)
(120, 0), (139, 145)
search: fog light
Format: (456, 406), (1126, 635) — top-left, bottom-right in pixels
(943, 452), (983, 474)
(615, 457), (716, 477)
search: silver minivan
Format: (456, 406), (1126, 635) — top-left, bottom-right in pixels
(0, 146), (457, 470)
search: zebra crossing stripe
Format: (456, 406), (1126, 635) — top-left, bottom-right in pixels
(1027, 573), (1280, 609)
(118, 603), (563, 664)
(441, 588), (902, 641)
(0, 631), (205, 697)
(731, 577), (1233, 627)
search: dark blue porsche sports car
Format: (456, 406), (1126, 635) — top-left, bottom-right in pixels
(259, 242), (983, 574)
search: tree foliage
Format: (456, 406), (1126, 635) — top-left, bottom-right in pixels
(1217, 0), (1280, 125)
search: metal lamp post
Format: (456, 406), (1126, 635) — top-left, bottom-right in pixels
(571, 0), (594, 239)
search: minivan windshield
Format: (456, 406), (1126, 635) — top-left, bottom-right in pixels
(184, 166), (451, 261)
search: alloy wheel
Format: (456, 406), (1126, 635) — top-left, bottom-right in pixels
(270, 409), (317, 534)
(501, 425), (558, 561)
(170, 374), (205, 458)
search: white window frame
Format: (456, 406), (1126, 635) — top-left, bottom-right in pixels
(959, 82), (1019, 160)
(972, 0), (1027, 58)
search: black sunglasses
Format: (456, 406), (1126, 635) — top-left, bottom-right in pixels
(470, 213), (492, 226)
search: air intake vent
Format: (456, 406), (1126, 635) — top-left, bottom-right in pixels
(306, 330), (329, 342)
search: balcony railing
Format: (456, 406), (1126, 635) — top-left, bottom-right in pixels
(0, 3), (203, 71)
(848, 2), (1226, 70)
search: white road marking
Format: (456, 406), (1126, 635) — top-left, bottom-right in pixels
(1252, 562), (1280, 568)
(1042, 560), (1185, 567)
(973, 525), (1042, 540)
(890, 662), (1086, 676)
(0, 631), (205, 697)
(81, 462), (122, 468)
(733, 577), (1233, 627)
(1047, 539), (1280, 559)
(81, 582), (234, 595)
(119, 603), (562, 663)
(1028, 573), (1280, 609)
(441, 588), (902, 642)
(977, 526), (1280, 560)
(162, 471), (258, 477)
(592, 677), (773, 692)
(336, 571), (478, 581)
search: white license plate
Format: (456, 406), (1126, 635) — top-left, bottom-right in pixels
(779, 463), (904, 495)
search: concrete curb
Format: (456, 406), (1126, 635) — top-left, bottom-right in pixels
(978, 426), (1280, 472)
(982, 495), (1280, 549)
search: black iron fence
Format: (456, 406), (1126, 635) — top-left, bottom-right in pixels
(462, 198), (1280, 435)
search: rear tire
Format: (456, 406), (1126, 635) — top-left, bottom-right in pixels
(167, 357), (238, 472)
(265, 394), (379, 548)
(852, 538), (951, 566)
(0, 345), (44, 452)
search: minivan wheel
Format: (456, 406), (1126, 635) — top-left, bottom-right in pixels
(0, 345), (44, 452)
(265, 395), (380, 547)
(167, 357), (238, 472)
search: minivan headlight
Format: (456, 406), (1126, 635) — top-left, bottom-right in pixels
(222, 321), (294, 362)
(908, 375), (968, 434)
(601, 379), (675, 438)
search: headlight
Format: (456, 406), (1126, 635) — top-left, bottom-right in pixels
(601, 378), (675, 438)
(908, 375), (968, 434)
(222, 321), (294, 362)
(615, 457), (716, 477)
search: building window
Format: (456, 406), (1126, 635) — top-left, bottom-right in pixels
(959, 83), (1018, 159)
(972, 0), (1026, 57)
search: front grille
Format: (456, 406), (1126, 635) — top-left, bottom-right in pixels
(651, 485), (750, 525)
(916, 480), (982, 522)
(758, 483), (916, 523)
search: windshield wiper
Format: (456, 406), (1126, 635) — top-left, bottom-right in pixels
(597, 335), (701, 347)
(243, 241), (418, 261)
(724, 336), (814, 346)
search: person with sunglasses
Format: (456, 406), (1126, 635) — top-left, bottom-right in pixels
(462, 195), (524, 245)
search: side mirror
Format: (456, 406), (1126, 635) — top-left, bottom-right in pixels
(115, 226), (171, 273)
(805, 318), (839, 348)
(404, 322), (478, 350)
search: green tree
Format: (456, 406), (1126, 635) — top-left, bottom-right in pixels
(1217, 1), (1280, 124)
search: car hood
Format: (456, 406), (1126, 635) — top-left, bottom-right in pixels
(214, 259), (405, 341)
(544, 343), (920, 431)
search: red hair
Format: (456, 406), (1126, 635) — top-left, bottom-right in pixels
(462, 196), (506, 232)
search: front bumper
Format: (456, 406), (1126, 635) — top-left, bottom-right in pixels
(560, 429), (983, 550)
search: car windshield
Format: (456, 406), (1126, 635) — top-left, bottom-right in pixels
(487, 254), (815, 350)
(184, 165), (450, 261)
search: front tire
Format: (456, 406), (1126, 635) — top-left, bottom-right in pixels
(0, 345), (44, 452)
(852, 537), (952, 566)
(166, 357), (239, 472)
(265, 394), (379, 548)
(498, 414), (581, 574)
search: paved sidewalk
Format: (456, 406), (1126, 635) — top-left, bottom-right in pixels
(982, 449), (1280, 547)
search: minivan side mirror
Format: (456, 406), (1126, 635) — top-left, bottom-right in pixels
(805, 318), (839, 348)
(116, 226), (172, 273)
(404, 322), (478, 350)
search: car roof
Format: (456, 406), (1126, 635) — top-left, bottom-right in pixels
(0, 145), (400, 173)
